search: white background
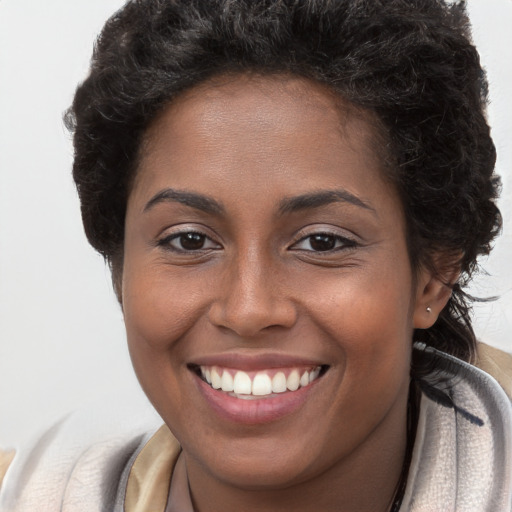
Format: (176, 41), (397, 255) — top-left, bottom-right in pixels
(0, 1), (511, 448)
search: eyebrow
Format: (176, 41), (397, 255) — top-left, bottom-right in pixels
(144, 188), (224, 215)
(278, 189), (376, 215)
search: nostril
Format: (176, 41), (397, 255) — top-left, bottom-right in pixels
(207, 296), (298, 337)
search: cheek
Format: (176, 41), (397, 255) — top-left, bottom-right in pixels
(304, 264), (413, 337)
(122, 262), (208, 352)
(300, 261), (414, 385)
(121, 262), (208, 408)
(309, 277), (412, 440)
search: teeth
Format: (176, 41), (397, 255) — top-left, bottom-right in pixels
(211, 367), (222, 389)
(199, 365), (323, 397)
(271, 372), (287, 393)
(221, 370), (234, 392)
(287, 369), (300, 391)
(233, 371), (252, 395)
(252, 373), (272, 396)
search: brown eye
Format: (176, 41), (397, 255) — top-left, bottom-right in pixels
(291, 232), (357, 253)
(158, 231), (221, 252)
(309, 235), (336, 252)
(179, 232), (207, 250)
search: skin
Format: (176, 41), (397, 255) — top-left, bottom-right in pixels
(121, 75), (450, 512)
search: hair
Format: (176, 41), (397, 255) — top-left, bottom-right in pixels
(65, 0), (501, 363)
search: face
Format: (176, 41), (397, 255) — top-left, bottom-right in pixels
(122, 75), (432, 494)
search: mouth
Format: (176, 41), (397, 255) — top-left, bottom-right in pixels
(189, 364), (329, 399)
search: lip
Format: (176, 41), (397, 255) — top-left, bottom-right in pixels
(189, 352), (326, 372)
(189, 353), (327, 425)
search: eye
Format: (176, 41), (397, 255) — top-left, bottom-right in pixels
(158, 231), (221, 252)
(291, 233), (356, 252)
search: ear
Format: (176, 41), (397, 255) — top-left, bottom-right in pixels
(413, 265), (458, 329)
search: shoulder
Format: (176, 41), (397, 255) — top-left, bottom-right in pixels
(474, 342), (512, 400)
(0, 422), (180, 512)
(0, 450), (15, 489)
(125, 424), (181, 512)
(0, 401), (163, 512)
(404, 343), (512, 511)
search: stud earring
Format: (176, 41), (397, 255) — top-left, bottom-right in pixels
(426, 306), (432, 313)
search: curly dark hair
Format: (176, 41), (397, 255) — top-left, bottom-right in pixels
(65, 0), (501, 363)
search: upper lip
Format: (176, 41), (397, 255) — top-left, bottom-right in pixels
(188, 352), (327, 372)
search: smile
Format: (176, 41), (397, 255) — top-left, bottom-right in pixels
(196, 365), (323, 398)
(189, 360), (329, 424)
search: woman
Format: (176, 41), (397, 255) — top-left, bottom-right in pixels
(1, 0), (511, 511)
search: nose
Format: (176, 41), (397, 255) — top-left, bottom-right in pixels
(208, 252), (298, 337)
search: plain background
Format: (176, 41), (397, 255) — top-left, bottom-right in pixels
(0, 0), (511, 448)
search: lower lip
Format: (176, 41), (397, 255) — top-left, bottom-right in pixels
(195, 374), (319, 425)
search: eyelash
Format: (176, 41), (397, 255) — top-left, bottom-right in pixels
(157, 230), (221, 252)
(290, 232), (358, 253)
(157, 229), (357, 254)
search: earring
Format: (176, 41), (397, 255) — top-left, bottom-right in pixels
(426, 306), (432, 313)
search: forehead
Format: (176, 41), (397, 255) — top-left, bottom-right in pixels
(142, 75), (385, 165)
(132, 74), (393, 210)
